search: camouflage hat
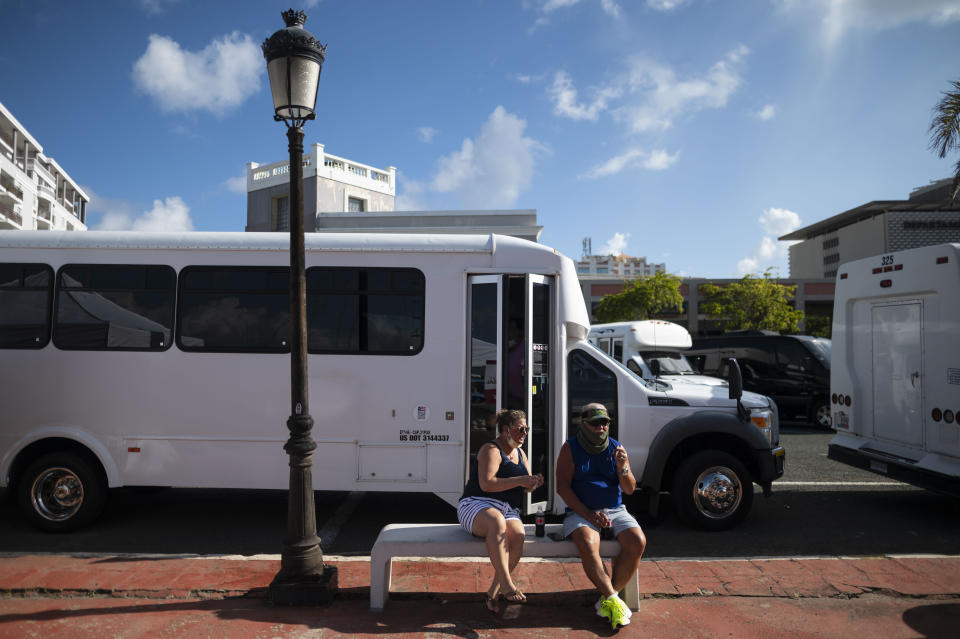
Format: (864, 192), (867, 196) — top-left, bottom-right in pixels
(582, 405), (610, 423)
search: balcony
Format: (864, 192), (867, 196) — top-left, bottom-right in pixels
(0, 202), (23, 228)
(0, 175), (24, 204)
(36, 181), (55, 200)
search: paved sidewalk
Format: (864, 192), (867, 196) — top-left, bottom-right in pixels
(1, 553), (959, 638)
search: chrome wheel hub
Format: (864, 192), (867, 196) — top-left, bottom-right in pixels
(693, 466), (741, 519)
(31, 467), (84, 521)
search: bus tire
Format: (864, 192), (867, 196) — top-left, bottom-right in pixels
(17, 452), (107, 532)
(671, 450), (753, 531)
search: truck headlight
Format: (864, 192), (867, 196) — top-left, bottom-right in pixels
(750, 409), (774, 445)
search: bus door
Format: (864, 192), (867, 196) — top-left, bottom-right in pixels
(467, 274), (554, 514)
(872, 301), (923, 447)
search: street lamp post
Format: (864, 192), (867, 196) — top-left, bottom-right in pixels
(262, 8), (337, 606)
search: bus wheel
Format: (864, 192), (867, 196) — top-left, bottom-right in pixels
(671, 450), (753, 531)
(17, 452), (107, 532)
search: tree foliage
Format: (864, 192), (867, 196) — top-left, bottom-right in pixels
(700, 268), (803, 333)
(594, 271), (684, 323)
(928, 78), (960, 201)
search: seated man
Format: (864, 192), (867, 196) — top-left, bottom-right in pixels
(555, 403), (646, 629)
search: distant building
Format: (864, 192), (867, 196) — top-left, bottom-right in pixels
(245, 142), (542, 241)
(0, 101), (88, 231)
(576, 253), (664, 277)
(245, 143), (396, 232)
(780, 178), (960, 279)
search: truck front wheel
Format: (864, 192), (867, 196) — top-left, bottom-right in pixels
(672, 450), (753, 531)
(16, 451), (107, 532)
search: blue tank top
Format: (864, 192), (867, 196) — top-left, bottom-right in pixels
(567, 435), (622, 510)
(460, 441), (529, 509)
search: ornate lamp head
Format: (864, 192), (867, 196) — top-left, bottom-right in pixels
(263, 9), (327, 125)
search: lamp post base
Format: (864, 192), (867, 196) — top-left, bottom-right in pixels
(267, 565), (339, 606)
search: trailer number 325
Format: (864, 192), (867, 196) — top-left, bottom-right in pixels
(881, 255), (895, 266)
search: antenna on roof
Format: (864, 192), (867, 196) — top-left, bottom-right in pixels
(582, 237), (592, 258)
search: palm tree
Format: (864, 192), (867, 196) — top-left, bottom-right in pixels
(928, 79), (960, 201)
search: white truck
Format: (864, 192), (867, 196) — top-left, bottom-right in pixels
(829, 243), (960, 494)
(589, 320), (726, 386)
(0, 231), (784, 532)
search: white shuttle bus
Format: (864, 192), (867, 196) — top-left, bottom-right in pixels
(589, 320), (727, 386)
(829, 243), (960, 494)
(0, 231), (783, 532)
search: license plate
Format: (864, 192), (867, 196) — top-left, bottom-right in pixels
(836, 412), (849, 429)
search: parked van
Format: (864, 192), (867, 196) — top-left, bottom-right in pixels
(828, 244), (960, 494)
(0, 231), (784, 531)
(687, 332), (831, 427)
(589, 320), (726, 386)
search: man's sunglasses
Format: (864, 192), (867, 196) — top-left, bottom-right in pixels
(586, 419), (610, 427)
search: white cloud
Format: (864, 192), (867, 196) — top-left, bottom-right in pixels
(91, 195), (194, 232)
(754, 104), (776, 121)
(427, 106), (544, 208)
(601, 0), (623, 18)
(780, 0), (960, 49)
(580, 148), (678, 178)
(132, 32), (262, 114)
(549, 71), (621, 121)
(600, 232), (631, 256)
(643, 149), (679, 170)
(417, 127), (439, 143)
(736, 207), (801, 275)
(647, 0), (689, 10)
(223, 175), (246, 194)
(542, 0), (582, 11)
(614, 45), (749, 132)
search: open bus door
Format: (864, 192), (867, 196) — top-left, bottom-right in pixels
(467, 274), (554, 514)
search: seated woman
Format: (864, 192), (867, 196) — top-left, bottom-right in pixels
(457, 409), (544, 612)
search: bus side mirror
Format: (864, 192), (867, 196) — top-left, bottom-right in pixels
(726, 358), (743, 400)
(648, 359), (661, 378)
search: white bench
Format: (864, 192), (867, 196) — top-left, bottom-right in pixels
(369, 522), (640, 611)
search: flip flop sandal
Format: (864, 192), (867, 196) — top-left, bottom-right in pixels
(485, 595), (501, 613)
(503, 589), (526, 603)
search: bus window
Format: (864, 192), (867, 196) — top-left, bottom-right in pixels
(177, 266), (290, 353)
(55, 264), (175, 351)
(306, 267), (424, 355)
(567, 348), (619, 441)
(0, 263), (53, 349)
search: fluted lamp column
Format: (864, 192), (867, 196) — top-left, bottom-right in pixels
(262, 8), (337, 606)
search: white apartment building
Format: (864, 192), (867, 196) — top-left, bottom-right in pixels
(576, 253), (665, 277)
(0, 101), (88, 231)
(780, 178), (960, 279)
(245, 143), (396, 232)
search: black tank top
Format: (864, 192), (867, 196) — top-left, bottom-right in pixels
(460, 440), (529, 509)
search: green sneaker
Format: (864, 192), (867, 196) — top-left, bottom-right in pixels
(598, 597), (629, 629)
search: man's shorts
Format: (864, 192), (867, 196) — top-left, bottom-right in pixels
(457, 496), (522, 536)
(562, 505), (640, 539)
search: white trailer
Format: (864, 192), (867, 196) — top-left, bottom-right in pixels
(829, 243), (960, 494)
(0, 231), (783, 532)
(589, 320), (726, 386)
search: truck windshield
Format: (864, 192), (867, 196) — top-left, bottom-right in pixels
(638, 351), (697, 374)
(580, 341), (666, 390)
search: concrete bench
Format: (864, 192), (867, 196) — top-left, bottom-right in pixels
(370, 522), (640, 611)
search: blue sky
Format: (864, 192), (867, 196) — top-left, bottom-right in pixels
(2, 0), (959, 277)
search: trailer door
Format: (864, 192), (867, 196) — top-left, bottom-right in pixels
(872, 302), (923, 447)
(467, 274), (554, 515)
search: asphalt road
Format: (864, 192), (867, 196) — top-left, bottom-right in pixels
(1, 425), (957, 559)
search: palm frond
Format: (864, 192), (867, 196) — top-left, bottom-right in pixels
(928, 79), (960, 159)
